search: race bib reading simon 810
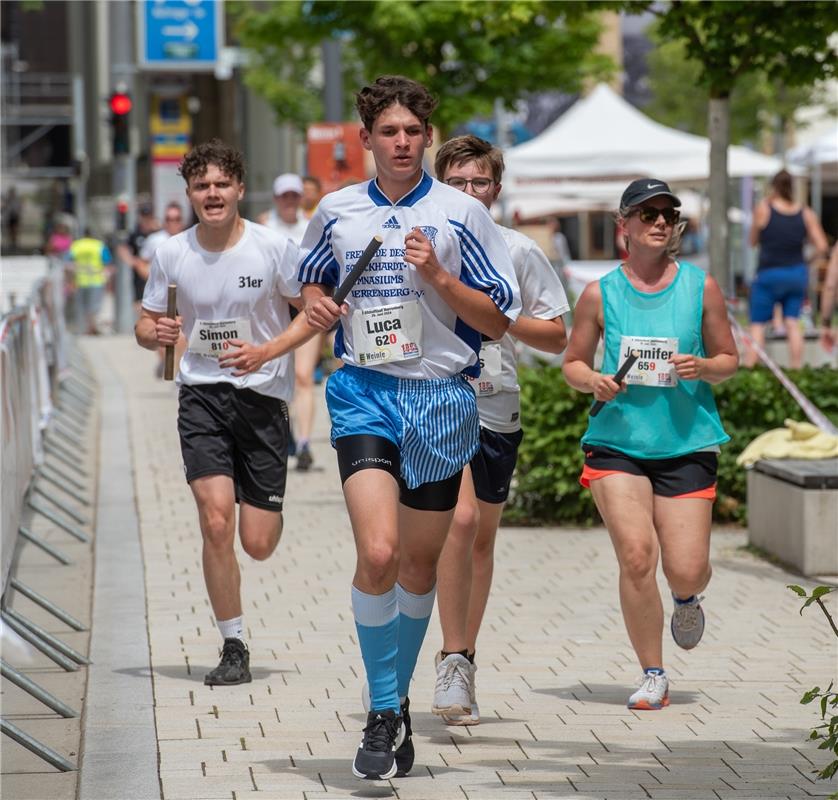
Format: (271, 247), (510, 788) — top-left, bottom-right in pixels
(188, 318), (253, 358)
(620, 335), (679, 388)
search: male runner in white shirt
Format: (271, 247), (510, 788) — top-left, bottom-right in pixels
(432, 134), (569, 725)
(136, 139), (315, 687)
(299, 76), (521, 781)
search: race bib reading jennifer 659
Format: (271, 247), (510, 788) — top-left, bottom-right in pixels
(351, 301), (422, 366)
(620, 335), (679, 387)
(188, 319), (253, 358)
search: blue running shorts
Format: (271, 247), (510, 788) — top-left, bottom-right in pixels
(749, 263), (808, 322)
(326, 364), (479, 489)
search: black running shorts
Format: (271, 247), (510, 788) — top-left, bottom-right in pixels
(469, 427), (524, 505)
(177, 383), (290, 511)
(580, 445), (718, 499)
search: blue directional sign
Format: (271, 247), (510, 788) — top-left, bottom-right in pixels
(138, 0), (224, 71)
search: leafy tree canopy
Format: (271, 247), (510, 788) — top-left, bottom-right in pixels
(651, 0), (838, 97)
(643, 19), (832, 146)
(232, 1), (617, 134)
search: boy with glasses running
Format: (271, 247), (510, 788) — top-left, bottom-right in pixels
(431, 135), (569, 725)
(299, 77), (521, 781)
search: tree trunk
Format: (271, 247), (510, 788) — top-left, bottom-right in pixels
(708, 95), (731, 297)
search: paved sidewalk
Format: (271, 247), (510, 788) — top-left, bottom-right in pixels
(82, 336), (836, 800)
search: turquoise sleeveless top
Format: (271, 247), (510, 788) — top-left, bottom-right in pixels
(582, 261), (729, 459)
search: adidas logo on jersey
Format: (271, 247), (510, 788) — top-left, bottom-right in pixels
(382, 215), (401, 229)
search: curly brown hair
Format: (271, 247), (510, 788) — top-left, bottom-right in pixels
(355, 75), (438, 131)
(179, 139), (245, 185)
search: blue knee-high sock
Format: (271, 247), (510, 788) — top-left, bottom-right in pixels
(395, 582), (436, 700)
(352, 585), (399, 713)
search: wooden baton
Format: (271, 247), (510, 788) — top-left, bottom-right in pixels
(164, 283), (177, 381)
(589, 349), (639, 417)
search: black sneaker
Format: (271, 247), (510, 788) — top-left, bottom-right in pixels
(395, 697), (414, 777)
(296, 445), (313, 472)
(352, 709), (403, 780)
(204, 638), (252, 686)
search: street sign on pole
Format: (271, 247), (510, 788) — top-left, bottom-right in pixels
(137, 0), (224, 72)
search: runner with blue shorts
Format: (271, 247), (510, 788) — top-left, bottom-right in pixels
(298, 76), (521, 781)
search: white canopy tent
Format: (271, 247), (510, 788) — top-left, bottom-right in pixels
(503, 84), (786, 218)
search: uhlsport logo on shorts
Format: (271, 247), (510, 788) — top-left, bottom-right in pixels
(268, 494), (283, 504)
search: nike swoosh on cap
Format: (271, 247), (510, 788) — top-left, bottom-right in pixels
(646, 183), (663, 189)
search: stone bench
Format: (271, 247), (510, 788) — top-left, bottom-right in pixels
(747, 458), (838, 576)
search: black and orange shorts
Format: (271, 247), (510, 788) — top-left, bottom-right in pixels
(580, 445), (717, 500)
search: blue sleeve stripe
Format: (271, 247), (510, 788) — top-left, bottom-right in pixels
(299, 218), (338, 284)
(450, 220), (514, 312)
(460, 248), (512, 312)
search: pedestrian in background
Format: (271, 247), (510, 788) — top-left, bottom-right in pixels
(746, 169), (829, 368)
(67, 228), (112, 335)
(258, 173), (321, 471)
(116, 203), (160, 318)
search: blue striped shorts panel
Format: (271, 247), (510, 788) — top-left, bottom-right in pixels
(325, 364), (479, 489)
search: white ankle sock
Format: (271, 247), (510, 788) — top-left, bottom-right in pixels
(217, 616), (244, 643)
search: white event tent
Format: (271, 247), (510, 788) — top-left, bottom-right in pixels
(503, 84), (785, 218)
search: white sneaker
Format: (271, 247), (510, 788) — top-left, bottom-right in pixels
(434, 651), (479, 725)
(627, 671), (670, 710)
(431, 652), (472, 717)
(671, 594), (705, 650)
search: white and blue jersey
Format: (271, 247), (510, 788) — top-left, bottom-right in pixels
(297, 171), (521, 380)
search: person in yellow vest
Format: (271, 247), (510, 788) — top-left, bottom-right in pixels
(68, 229), (112, 334)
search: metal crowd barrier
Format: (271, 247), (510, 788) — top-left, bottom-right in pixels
(0, 255), (89, 772)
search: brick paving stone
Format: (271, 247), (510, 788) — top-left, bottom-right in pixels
(60, 338), (838, 800)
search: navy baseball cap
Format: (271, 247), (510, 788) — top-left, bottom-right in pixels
(620, 179), (681, 208)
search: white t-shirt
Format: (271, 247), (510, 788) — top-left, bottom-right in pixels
(297, 172), (521, 380)
(139, 229), (171, 262)
(263, 210), (309, 246)
(472, 226), (570, 433)
(142, 220), (301, 400)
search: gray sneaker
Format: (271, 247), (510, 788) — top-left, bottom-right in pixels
(431, 653), (472, 717)
(671, 594), (705, 650)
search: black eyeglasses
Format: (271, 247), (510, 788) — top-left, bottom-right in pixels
(165, 216), (182, 223)
(632, 206), (680, 226)
(445, 177), (495, 195)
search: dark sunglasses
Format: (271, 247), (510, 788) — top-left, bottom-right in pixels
(632, 206), (680, 226)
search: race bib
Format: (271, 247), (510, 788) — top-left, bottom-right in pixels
(351, 301), (422, 366)
(620, 335), (679, 388)
(466, 341), (503, 396)
(188, 318), (253, 358)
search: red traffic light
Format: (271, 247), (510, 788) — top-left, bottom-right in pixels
(109, 92), (132, 116)
(116, 199), (129, 214)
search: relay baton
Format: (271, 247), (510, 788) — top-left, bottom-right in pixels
(163, 283), (177, 381)
(332, 235), (383, 306)
(589, 349), (639, 417)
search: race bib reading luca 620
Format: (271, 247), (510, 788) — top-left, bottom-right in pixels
(188, 318), (253, 358)
(351, 301), (422, 366)
(620, 335), (679, 387)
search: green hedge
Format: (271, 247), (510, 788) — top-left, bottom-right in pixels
(506, 365), (838, 526)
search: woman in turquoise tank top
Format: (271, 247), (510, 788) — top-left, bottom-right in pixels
(563, 179), (739, 712)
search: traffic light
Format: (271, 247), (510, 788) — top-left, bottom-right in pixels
(109, 91), (132, 156)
